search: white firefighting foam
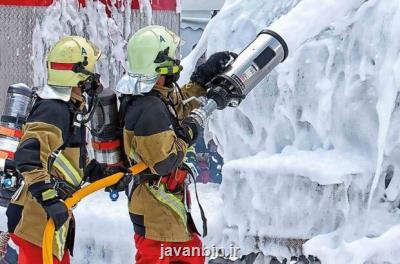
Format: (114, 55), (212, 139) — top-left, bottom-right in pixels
(2, 0), (400, 263)
(31, 0), (140, 90)
(182, 0), (400, 263)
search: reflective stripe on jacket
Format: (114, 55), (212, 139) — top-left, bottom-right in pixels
(123, 82), (205, 242)
(6, 97), (85, 260)
(53, 152), (83, 187)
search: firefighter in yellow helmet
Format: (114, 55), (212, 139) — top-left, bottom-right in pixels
(5, 36), (104, 264)
(115, 25), (231, 263)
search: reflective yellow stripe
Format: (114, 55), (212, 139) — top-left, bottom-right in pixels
(146, 184), (187, 226)
(54, 224), (68, 260)
(42, 189), (57, 201)
(42, 162), (149, 264)
(52, 153), (82, 187)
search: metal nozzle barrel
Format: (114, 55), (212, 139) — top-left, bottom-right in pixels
(208, 29), (288, 109)
(191, 29), (288, 126)
(225, 29), (288, 97)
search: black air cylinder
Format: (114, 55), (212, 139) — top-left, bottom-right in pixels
(90, 89), (123, 167)
(0, 83), (32, 171)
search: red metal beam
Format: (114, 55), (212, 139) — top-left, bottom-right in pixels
(0, 0), (176, 10)
(131, 0), (175, 11)
(0, 0), (53, 6)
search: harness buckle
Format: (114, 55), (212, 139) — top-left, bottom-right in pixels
(11, 181), (25, 201)
(184, 181), (191, 213)
(50, 149), (61, 159)
(152, 177), (162, 191)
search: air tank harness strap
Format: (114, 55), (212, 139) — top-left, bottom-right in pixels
(47, 100), (81, 176)
(47, 103), (84, 188)
(189, 172), (207, 237)
(146, 183), (188, 230)
(162, 166), (207, 237)
(133, 169), (208, 237)
(68, 100), (87, 169)
(128, 170), (166, 200)
(50, 177), (80, 201)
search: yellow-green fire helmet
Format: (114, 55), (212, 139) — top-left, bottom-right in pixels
(115, 26), (181, 95)
(47, 36), (101, 88)
(128, 25), (180, 75)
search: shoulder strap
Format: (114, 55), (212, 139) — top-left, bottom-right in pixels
(118, 94), (135, 129)
(47, 102), (81, 172)
(144, 90), (181, 131)
(118, 94), (136, 168)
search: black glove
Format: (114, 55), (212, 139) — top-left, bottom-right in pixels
(28, 181), (69, 230)
(84, 159), (107, 183)
(105, 172), (132, 194)
(178, 116), (203, 146)
(190, 51), (233, 87)
(42, 200), (69, 230)
(104, 166), (132, 201)
(4, 159), (15, 171)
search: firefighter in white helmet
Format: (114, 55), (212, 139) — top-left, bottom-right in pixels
(115, 25), (231, 263)
(5, 36), (104, 264)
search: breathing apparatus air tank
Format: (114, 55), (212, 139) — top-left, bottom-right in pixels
(90, 89), (123, 168)
(0, 83), (32, 167)
(90, 89), (124, 201)
(189, 29), (289, 127)
(0, 83), (33, 206)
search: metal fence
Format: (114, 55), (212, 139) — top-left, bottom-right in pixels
(0, 3), (179, 109)
(0, 6), (44, 107)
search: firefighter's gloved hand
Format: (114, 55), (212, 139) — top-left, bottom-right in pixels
(103, 166), (132, 193)
(190, 51), (233, 88)
(42, 199), (70, 230)
(28, 181), (70, 230)
(105, 172), (132, 194)
(106, 165), (131, 175)
(84, 159), (107, 183)
(178, 116), (203, 146)
(103, 165), (131, 179)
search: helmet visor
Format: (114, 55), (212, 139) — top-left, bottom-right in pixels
(114, 73), (159, 95)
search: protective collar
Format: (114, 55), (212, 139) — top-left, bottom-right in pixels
(36, 85), (72, 102)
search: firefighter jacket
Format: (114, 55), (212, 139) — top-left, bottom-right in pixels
(123, 82), (205, 242)
(6, 94), (86, 260)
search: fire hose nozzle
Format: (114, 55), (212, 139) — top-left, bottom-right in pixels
(188, 99), (219, 128)
(258, 29), (289, 62)
(206, 29), (288, 110)
(186, 29), (288, 128)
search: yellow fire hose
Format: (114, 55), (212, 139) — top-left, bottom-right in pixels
(42, 162), (148, 264)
